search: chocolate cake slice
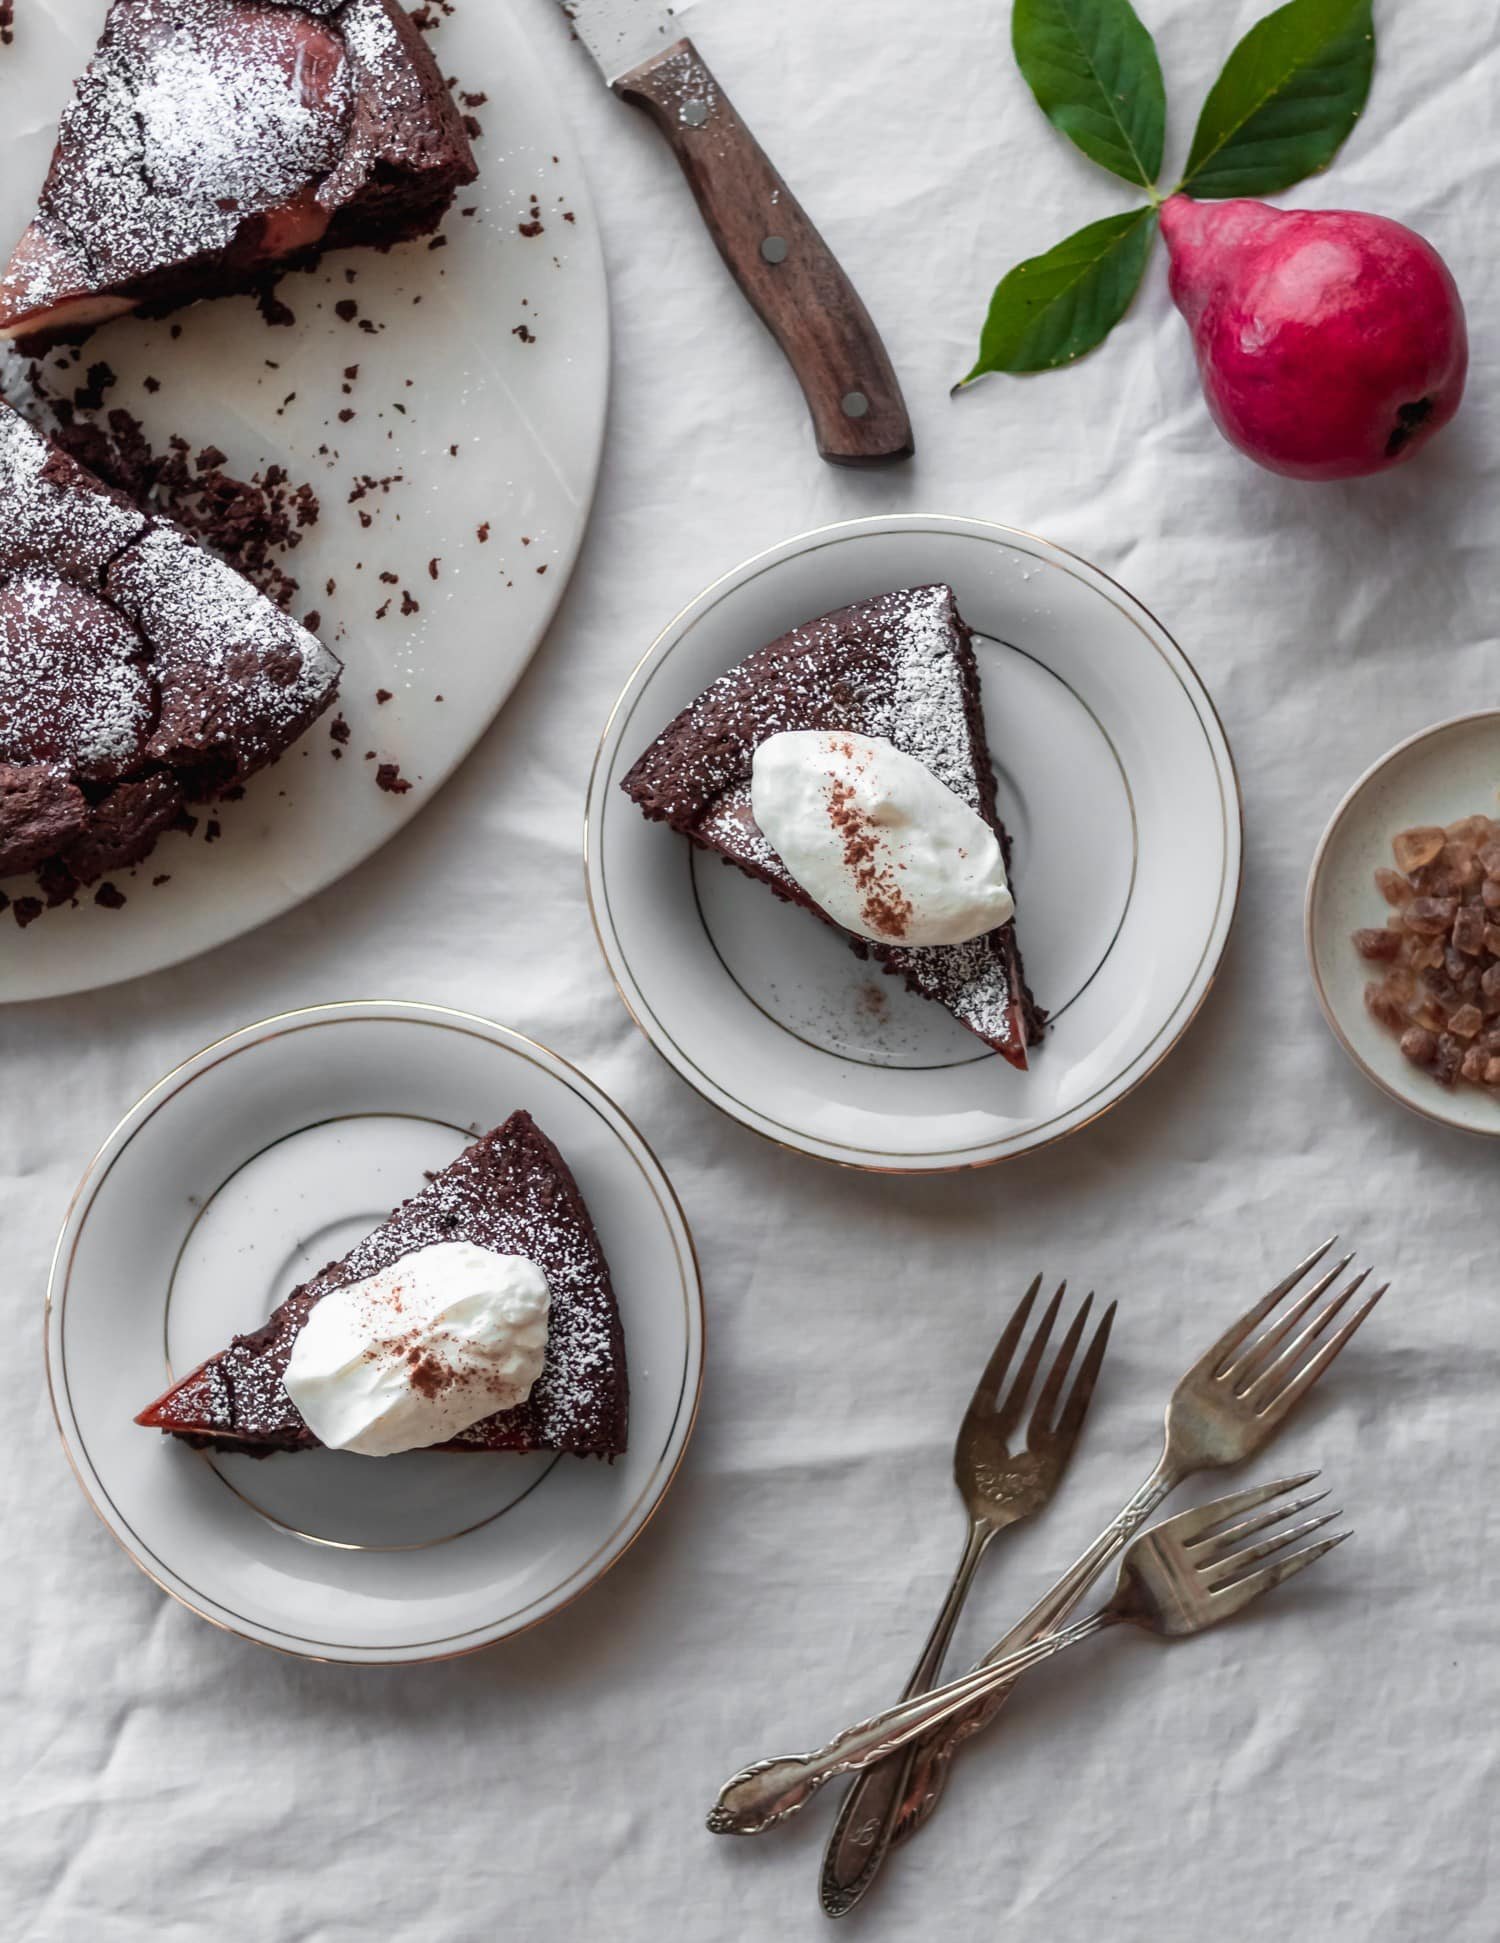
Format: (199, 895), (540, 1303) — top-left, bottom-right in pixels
(0, 0), (477, 346)
(621, 585), (1045, 1068)
(0, 398), (340, 883)
(136, 1112), (630, 1458)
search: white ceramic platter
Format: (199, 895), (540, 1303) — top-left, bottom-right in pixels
(46, 1003), (703, 1663)
(585, 515), (1242, 1173)
(1306, 710), (1500, 1138)
(0, 1), (607, 1000)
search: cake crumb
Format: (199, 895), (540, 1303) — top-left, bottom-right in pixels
(255, 283), (296, 329)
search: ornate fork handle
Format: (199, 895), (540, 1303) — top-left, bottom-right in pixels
(894, 1458), (1179, 1839)
(708, 1613), (1107, 1837)
(818, 1522), (991, 1912)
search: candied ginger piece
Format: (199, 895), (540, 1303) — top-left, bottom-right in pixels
(1400, 1027), (1437, 1069)
(1393, 827), (1445, 872)
(1354, 927), (1401, 961)
(1406, 896), (1458, 935)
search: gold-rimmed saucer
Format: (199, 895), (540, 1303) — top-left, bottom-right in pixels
(46, 1002), (703, 1664)
(585, 514), (1243, 1173)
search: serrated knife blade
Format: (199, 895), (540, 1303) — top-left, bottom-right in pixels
(547, 0), (913, 465)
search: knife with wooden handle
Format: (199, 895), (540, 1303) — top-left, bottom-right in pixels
(552, 1), (914, 466)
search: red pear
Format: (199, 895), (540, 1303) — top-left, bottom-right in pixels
(1159, 194), (1467, 481)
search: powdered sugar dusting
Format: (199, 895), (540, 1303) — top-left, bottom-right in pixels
(879, 585), (980, 805)
(143, 1116), (627, 1457)
(109, 525), (337, 768)
(0, 399), (146, 580)
(6, 0), (352, 313)
(626, 585), (1037, 1060)
(0, 397), (340, 883)
(337, 0), (400, 73)
(132, 22), (349, 207)
(0, 571), (153, 778)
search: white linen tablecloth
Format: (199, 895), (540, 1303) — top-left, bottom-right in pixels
(4, 0), (1498, 1936)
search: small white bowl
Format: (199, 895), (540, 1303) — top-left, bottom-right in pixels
(1306, 711), (1500, 1137)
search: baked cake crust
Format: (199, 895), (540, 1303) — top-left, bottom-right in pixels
(0, 399), (340, 882)
(620, 585), (1045, 1067)
(136, 1111), (630, 1459)
(0, 0), (478, 346)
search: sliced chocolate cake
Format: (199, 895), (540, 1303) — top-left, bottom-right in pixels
(136, 1111), (630, 1459)
(621, 585), (1045, 1068)
(0, 0), (477, 346)
(0, 398), (340, 883)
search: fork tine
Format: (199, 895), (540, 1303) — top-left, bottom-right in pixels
(966, 1275), (1043, 1418)
(992, 1282), (1065, 1439)
(1051, 1300), (1117, 1450)
(1256, 1285), (1388, 1423)
(1223, 1254), (1354, 1385)
(1163, 1472), (1320, 1545)
(1203, 1511), (1342, 1588)
(1244, 1268), (1372, 1405)
(1189, 1488), (1330, 1557)
(1026, 1292), (1093, 1445)
(1201, 1237), (1338, 1377)
(1207, 1531), (1352, 1618)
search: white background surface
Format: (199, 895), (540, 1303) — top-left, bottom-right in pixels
(3, 0), (1497, 1937)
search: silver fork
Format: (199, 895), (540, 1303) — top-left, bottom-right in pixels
(818, 1277), (1114, 1911)
(711, 1474), (1347, 1836)
(830, 1236), (1385, 1914)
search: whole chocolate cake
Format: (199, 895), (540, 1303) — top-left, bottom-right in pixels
(621, 585), (1045, 1068)
(136, 1111), (631, 1459)
(0, 0), (477, 345)
(0, 398), (341, 883)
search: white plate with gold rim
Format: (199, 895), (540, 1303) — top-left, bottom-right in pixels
(585, 515), (1242, 1173)
(1306, 710), (1500, 1138)
(46, 1002), (703, 1664)
(1, 2), (607, 1000)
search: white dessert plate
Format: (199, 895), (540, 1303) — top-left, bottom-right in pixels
(46, 1002), (703, 1663)
(585, 515), (1242, 1173)
(1306, 710), (1500, 1138)
(0, 2), (607, 1000)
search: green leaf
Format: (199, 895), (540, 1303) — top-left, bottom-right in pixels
(1012, 0), (1167, 189)
(959, 207), (1158, 381)
(1181, 0), (1375, 199)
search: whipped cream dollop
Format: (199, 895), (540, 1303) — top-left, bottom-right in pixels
(282, 1242), (551, 1457)
(749, 729), (1015, 946)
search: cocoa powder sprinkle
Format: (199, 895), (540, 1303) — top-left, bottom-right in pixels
(825, 765), (913, 941)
